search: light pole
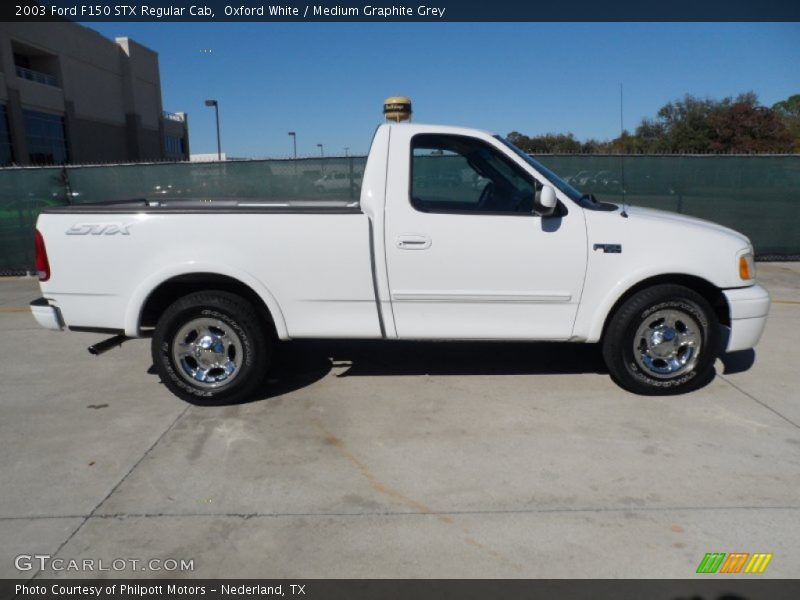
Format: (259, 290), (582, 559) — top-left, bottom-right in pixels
(204, 99), (221, 161)
(317, 144), (325, 177)
(344, 146), (349, 157)
(288, 131), (296, 159)
(317, 143), (324, 175)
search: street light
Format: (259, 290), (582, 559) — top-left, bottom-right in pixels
(204, 99), (221, 161)
(288, 132), (297, 159)
(344, 146), (349, 157)
(316, 143), (324, 176)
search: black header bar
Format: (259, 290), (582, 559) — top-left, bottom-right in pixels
(4, 0), (800, 22)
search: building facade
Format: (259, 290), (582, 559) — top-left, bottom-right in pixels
(0, 22), (189, 165)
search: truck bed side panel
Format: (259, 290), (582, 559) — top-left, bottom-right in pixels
(37, 211), (381, 339)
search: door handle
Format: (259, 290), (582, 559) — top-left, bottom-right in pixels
(396, 234), (431, 250)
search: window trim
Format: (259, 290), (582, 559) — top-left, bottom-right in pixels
(408, 133), (565, 218)
(23, 109), (68, 165)
(0, 104), (14, 166)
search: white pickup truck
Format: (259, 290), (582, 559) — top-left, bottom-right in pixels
(30, 122), (770, 402)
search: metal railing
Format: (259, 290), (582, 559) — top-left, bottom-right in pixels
(15, 66), (59, 88)
(162, 111), (185, 122)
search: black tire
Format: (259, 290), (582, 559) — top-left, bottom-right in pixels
(602, 284), (719, 395)
(151, 290), (272, 404)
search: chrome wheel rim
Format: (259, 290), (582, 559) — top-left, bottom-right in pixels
(171, 317), (244, 388)
(633, 308), (702, 379)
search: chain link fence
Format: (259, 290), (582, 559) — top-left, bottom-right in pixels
(1, 154), (798, 273)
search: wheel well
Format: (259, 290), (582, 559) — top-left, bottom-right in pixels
(139, 273), (277, 335)
(601, 274), (730, 340)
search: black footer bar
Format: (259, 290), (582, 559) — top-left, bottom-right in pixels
(5, 579), (800, 600)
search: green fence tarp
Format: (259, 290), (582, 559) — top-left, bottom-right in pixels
(65, 157), (366, 204)
(0, 167), (68, 272)
(1, 154), (798, 272)
(537, 155), (800, 258)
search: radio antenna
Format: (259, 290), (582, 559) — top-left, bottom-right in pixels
(619, 83), (627, 205)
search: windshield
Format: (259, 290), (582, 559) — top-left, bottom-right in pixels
(494, 135), (583, 203)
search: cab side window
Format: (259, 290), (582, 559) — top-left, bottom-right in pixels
(411, 134), (539, 214)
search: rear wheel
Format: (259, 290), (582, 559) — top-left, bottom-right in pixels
(152, 291), (271, 404)
(602, 284), (719, 395)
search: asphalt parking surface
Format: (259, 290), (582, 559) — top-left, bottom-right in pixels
(1, 264), (799, 579)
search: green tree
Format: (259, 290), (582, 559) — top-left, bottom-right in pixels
(580, 138), (612, 153)
(649, 94), (719, 152)
(632, 119), (666, 152)
(708, 99), (793, 153)
(773, 94), (800, 119)
(509, 92), (799, 154)
(773, 94), (800, 152)
(609, 130), (645, 153)
(507, 131), (583, 153)
(620, 92), (793, 153)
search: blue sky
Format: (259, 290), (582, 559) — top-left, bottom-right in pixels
(86, 22), (800, 157)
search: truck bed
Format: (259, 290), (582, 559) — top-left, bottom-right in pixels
(36, 200), (381, 339)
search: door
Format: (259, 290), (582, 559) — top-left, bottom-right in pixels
(385, 131), (587, 340)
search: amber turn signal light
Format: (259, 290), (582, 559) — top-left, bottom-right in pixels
(739, 254), (753, 280)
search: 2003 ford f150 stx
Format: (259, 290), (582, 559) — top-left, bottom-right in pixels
(30, 122), (770, 401)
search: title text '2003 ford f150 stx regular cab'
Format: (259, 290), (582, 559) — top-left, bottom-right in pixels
(30, 123), (770, 401)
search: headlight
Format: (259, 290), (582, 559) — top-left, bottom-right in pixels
(739, 252), (755, 281)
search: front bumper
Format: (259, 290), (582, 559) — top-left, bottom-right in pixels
(30, 298), (64, 331)
(722, 284), (770, 352)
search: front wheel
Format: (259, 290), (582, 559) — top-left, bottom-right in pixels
(602, 284), (719, 395)
(152, 291), (272, 404)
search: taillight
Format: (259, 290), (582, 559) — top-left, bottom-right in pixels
(34, 229), (50, 281)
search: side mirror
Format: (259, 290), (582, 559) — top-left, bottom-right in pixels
(536, 185), (557, 217)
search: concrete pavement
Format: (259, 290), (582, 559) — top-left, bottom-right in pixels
(1, 264), (799, 578)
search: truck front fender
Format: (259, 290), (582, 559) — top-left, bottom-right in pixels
(576, 265), (724, 344)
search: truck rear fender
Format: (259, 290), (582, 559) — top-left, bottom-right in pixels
(124, 263), (289, 339)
